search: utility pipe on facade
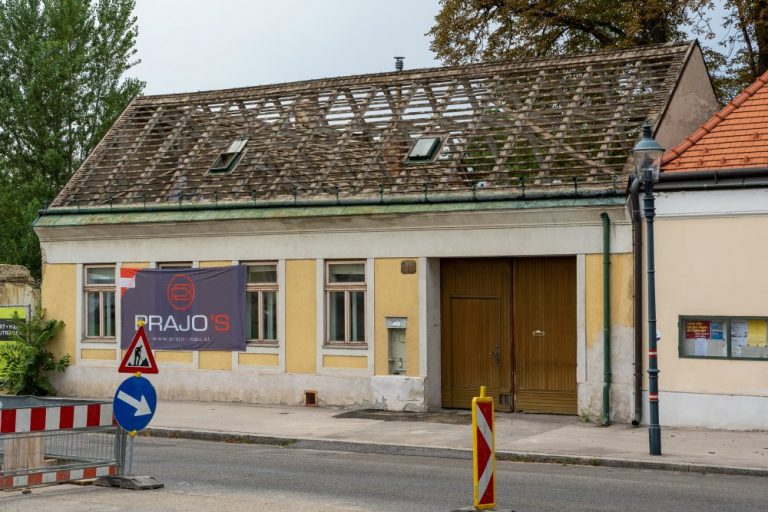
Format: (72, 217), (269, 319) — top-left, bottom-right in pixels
(601, 212), (612, 426)
(629, 177), (643, 426)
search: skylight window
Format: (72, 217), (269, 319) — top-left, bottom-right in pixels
(406, 137), (441, 162)
(209, 138), (249, 174)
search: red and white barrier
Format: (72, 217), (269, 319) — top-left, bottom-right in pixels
(1, 464), (116, 489)
(0, 403), (114, 434)
(0, 400), (117, 490)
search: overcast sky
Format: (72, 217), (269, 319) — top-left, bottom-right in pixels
(132, 0), (442, 95)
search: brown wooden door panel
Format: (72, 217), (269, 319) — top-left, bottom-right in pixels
(441, 259), (511, 410)
(513, 257), (577, 414)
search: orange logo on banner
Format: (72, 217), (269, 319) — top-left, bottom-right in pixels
(118, 325), (159, 374)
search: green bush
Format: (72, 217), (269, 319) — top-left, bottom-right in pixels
(0, 308), (70, 396)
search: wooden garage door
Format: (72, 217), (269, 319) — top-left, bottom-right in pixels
(441, 259), (511, 410)
(513, 257), (577, 414)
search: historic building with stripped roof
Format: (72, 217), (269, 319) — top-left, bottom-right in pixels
(36, 41), (718, 423)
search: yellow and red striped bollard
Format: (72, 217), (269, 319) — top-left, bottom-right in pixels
(472, 386), (495, 510)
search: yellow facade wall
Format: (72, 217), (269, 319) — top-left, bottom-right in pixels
(156, 351), (193, 364)
(81, 349), (115, 360)
(374, 259), (420, 376)
(655, 216), (768, 396)
(198, 261), (233, 268)
(198, 351), (232, 370)
(285, 260), (316, 373)
(585, 253), (634, 350)
(239, 353), (279, 367)
(323, 355), (367, 369)
(41, 264), (77, 362)
(122, 262), (149, 269)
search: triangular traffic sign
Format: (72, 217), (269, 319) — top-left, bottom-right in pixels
(119, 325), (159, 374)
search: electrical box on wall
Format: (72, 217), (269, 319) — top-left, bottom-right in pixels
(386, 317), (407, 375)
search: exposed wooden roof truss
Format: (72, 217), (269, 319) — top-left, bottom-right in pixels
(53, 42), (692, 208)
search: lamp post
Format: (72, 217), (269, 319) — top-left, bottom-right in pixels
(632, 121), (664, 456)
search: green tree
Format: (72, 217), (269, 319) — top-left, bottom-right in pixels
(0, 0), (144, 278)
(0, 307), (69, 396)
(428, 0), (768, 102)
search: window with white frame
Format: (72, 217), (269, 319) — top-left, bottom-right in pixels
(325, 261), (366, 345)
(246, 263), (278, 344)
(84, 265), (116, 340)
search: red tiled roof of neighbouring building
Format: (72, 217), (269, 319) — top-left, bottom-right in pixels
(662, 71), (768, 172)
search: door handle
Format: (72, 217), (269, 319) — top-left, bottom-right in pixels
(490, 344), (500, 364)
(532, 330), (545, 337)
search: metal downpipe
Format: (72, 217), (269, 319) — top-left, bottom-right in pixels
(629, 177), (643, 426)
(601, 212), (612, 426)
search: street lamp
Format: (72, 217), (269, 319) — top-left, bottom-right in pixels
(632, 121), (664, 456)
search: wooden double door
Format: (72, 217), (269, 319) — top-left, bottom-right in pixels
(440, 257), (576, 414)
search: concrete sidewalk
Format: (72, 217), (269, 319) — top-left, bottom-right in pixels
(145, 400), (768, 477)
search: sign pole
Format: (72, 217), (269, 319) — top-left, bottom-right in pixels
(472, 386), (496, 510)
(98, 320), (164, 489)
(125, 431), (136, 476)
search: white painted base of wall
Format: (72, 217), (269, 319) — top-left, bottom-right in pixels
(52, 368), (427, 412)
(578, 382), (634, 424)
(641, 391), (768, 430)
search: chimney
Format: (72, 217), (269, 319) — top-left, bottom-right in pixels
(394, 56), (404, 72)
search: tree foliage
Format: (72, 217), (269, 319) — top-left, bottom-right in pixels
(429, 0), (768, 102)
(0, 307), (69, 396)
(0, 0), (144, 278)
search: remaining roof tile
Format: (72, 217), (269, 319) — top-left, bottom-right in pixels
(662, 70), (768, 172)
(53, 42), (694, 208)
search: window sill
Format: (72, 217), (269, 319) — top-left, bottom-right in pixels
(246, 342), (279, 348)
(81, 338), (117, 344)
(322, 343), (368, 350)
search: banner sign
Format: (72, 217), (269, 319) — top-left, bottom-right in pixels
(120, 267), (246, 351)
(0, 305), (30, 341)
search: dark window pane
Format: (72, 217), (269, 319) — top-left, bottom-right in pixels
(248, 265), (277, 283)
(407, 137), (441, 160)
(158, 262), (192, 269)
(103, 292), (115, 337)
(328, 263), (364, 283)
(263, 291), (277, 341)
(247, 292), (259, 340)
(328, 291), (345, 342)
(86, 292), (100, 337)
(86, 267), (114, 285)
(349, 291), (365, 342)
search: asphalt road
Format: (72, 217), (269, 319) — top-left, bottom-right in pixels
(1, 437), (767, 511)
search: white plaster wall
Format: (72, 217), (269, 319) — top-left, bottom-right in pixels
(642, 391), (768, 430)
(53, 366), (427, 411)
(37, 206), (632, 264)
(581, 325), (636, 423)
(421, 258), (442, 410)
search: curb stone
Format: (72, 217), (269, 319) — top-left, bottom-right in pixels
(142, 427), (768, 478)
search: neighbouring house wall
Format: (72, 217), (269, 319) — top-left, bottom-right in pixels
(653, 189), (768, 429)
(0, 265), (38, 308)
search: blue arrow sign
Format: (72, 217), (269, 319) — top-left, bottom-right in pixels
(113, 375), (157, 432)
